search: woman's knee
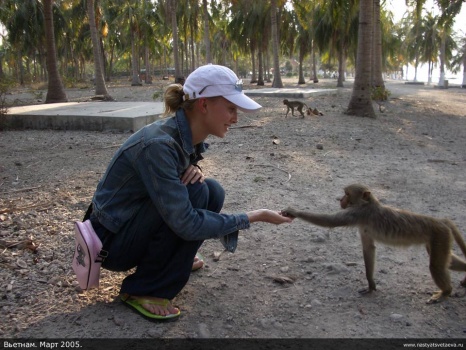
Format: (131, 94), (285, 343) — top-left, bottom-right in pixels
(204, 178), (224, 212)
(204, 178), (225, 200)
(187, 178), (224, 211)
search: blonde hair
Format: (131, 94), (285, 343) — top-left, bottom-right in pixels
(163, 83), (198, 117)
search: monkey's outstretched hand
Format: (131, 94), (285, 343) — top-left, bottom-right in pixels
(281, 207), (298, 218)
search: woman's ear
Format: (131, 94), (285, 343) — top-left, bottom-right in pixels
(198, 98), (208, 112)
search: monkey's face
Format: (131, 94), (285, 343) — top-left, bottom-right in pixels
(340, 191), (365, 208)
(283, 99), (288, 105)
(341, 184), (372, 208)
(340, 193), (350, 209)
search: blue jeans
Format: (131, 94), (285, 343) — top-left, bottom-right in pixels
(90, 178), (225, 299)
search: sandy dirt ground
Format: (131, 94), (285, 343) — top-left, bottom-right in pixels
(1, 77), (466, 341)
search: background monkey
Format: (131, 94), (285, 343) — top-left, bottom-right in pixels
(283, 99), (309, 118)
(282, 184), (466, 304)
(283, 99), (323, 118)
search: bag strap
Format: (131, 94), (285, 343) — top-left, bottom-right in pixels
(96, 250), (108, 263)
(83, 203), (93, 222)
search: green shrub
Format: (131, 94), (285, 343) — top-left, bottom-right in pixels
(152, 90), (163, 101)
(371, 86), (391, 101)
(0, 79), (10, 117)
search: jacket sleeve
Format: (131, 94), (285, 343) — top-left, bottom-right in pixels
(135, 140), (250, 241)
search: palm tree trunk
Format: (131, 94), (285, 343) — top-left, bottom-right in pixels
(311, 40), (319, 83)
(144, 46), (152, 84)
(190, 25), (195, 72)
(170, 0), (183, 83)
(202, 0), (211, 64)
(462, 44), (466, 88)
(250, 43), (257, 83)
(257, 48), (264, 86)
(427, 59), (434, 85)
(372, 0), (384, 89)
(438, 31), (446, 86)
(337, 39), (345, 87)
(143, 0), (151, 84)
(265, 49), (271, 82)
(130, 23), (142, 86)
(43, 0), (67, 103)
(87, 0), (112, 99)
(99, 39), (109, 82)
(346, 0), (376, 118)
(298, 42), (305, 84)
(271, 0), (283, 88)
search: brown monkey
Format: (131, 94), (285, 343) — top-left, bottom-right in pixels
(283, 99), (309, 118)
(282, 184), (466, 304)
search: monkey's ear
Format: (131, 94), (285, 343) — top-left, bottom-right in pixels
(362, 191), (371, 201)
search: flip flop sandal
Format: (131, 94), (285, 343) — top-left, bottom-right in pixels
(121, 294), (181, 322)
(191, 252), (204, 272)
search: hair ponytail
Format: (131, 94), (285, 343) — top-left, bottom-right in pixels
(163, 84), (197, 117)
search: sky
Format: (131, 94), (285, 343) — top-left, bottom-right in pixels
(386, 0), (465, 83)
(387, 0), (465, 33)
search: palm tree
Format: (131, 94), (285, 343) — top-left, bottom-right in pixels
(226, 2), (250, 75)
(435, 0), (459, 86)
(271, 0), (283, 88)
(310, 4), (324, 83)
(5, 0), (44, 85)
(419, 12), (439, 84)
(141, 0), (155, 84)
(176, 0), (201, 74)
(292, 1), (310, 84)
(129, 3), (142, 86)
(228, 1), (261, 82)
(346, 0), (376, 118)
(104, 0), (143, 86)
(61, 0), (89, 81)
(314, 0), (358, 88)
(408, 0), (427, 82)
(372, 0), (385, 89)
(462, 43), (466, 88)
(43, 0), (68, 103)
(87, 0), (112, 99)
(380, 8), (403, 80)
(0, 1), (9, 79)
(437, 0), (466, 88)
(169, 0), (183, 83)
(202, 0), (211, 64)
(437, 24), (457, 86)
(253, 2), (270, 86)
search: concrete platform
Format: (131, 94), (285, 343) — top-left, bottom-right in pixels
(3, 101), (164, 132)
(404, 81), (425, 85)
(3, 88), (337, 131)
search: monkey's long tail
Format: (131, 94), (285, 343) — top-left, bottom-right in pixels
(447, 220), (466, 258)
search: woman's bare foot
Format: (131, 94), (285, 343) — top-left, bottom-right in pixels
(192, 255), (204, 271)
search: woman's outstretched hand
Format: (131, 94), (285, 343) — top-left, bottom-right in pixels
(247, 209), (294, 225)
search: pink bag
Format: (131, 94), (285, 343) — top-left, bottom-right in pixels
(72, 220), (108, 290)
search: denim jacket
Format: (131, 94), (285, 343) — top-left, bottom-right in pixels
(91, 109), (248, 252)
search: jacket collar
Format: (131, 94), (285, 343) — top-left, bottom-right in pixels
(175, 109), (207, 156)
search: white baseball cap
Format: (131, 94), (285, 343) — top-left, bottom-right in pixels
(183, 64), (262, 113)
